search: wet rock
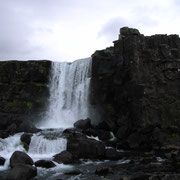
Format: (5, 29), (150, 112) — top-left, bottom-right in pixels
(53, 151), (75, 164)
(17, 121), (41, 134)
(0, 157), (5, 166)
(62, 128), (86, 140)
(10, 151), (33, 168)
(67, 137), (105, 159)
(105, 148), (122, 160)
(35, 160), (56, 168)
(9, 164), (37, 180)
(97, 129), (112, 141)
(20, 133), (32, 146)
(95, 165), (109, 175)
(74, 118), (91, 130)
(20, 133), (33, 151)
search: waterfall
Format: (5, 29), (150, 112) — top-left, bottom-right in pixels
(39, 57), (92, 129)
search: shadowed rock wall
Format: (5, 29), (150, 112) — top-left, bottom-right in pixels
(91, 27), (180, 148)
(0, 60), (51, 137)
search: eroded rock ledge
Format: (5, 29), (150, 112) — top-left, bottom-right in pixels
(91, 27), (180, 149)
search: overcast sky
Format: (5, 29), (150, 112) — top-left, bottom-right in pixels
(0, 0), (179, 61)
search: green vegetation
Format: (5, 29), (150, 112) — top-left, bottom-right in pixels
(5, 101), (17, 108)
(26, 102), (33, 109)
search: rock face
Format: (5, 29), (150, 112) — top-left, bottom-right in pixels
(91, 27), (180, 149)
(0, 60), (51, 138)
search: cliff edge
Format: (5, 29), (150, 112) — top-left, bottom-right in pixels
(91, 27), (180, 149)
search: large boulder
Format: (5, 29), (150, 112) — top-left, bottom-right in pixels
(20, 133), (33, 151)
(10, 151), (33, 168)
(67, 138), (105, 159)
(17, 121), (41, 134)
(35, 160), (56, 168)
(9, 164), (37, 180)
(53, 150), (75, 164)
(0, 157), (5, 166)
(73, 118), (92, 130)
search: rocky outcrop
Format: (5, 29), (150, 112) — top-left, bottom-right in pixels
(91, 27), (180, 149)
(0, 60), (51, 138)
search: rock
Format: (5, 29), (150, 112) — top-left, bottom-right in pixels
(74, 118), (91, 130)
(0, 157), (5, 166)
(67, 138), (105, 159)
(9, 164), (37, 180)
(82, 128), (98, 137)
(95, 165), (109, 175)
(97, 129), (112, 141)
(20, 133), (33, 151)
(116, 125), (130, 139)
(53, 151), (75, 164)
(62, 128), (87, 140)
(20, 133), (32, 146)
(35, 160), (56, 168)
(10, 151), (33, 168)
(120, 27), (140, 36)
(105, 148), (121, 160)
(17, 121), (41, 134)
(126, 133), (147, 149)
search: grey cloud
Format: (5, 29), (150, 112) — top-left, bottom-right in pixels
(98, 13), (158, 42)
(0, 1), (50, 60)
(97, 17), (129, 41)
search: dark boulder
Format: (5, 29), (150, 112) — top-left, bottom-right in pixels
(95, 165), (109, 175)
(53, 150), (75, 164)
(62, 128), (87, 140)
(8, 164), (37, 180)
(97, 129), (112, 141)
(67, 138), (105, 159)
(73, 118), (91, 130)
(17, 121), (41, 134)
(35, 160), (56, 168)
(10, 151), (33, 168)
(20, 133), (33, 151)
(0, 157), (5, 166)
(20, 133), (32, 146)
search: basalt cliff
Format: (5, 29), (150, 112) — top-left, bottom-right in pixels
(91, 27), (180, 149)
(0, 60), (51, 138)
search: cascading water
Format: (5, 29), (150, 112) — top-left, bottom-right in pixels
(39, 57), (92, 129)
(0, 58), (92, 180)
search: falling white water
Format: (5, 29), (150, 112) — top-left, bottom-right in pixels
(39, 57), (92, 129)
(28, 131), (67, 157)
